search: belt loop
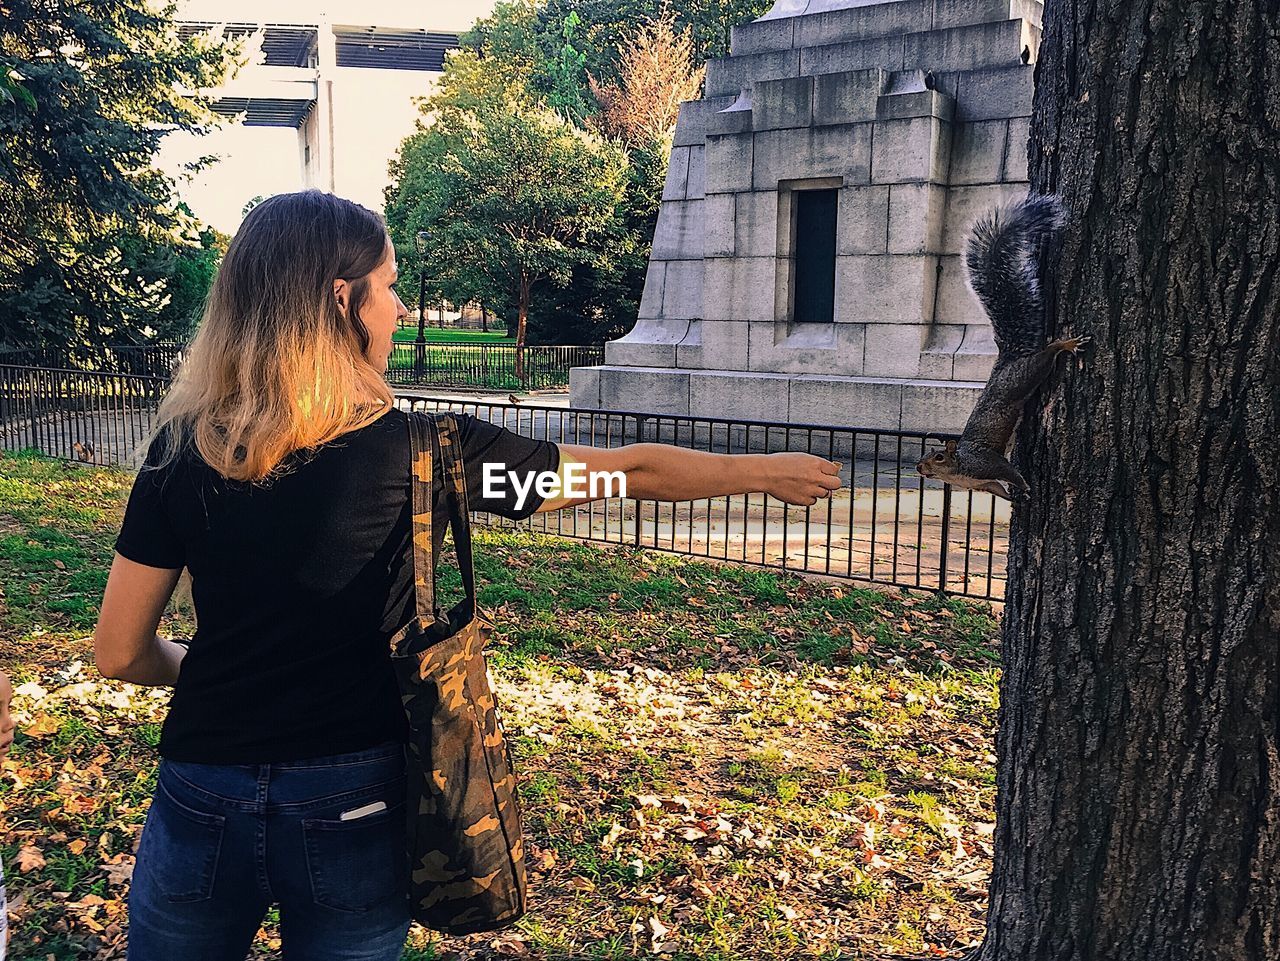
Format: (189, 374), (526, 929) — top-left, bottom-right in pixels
(256, 763), (270, 815)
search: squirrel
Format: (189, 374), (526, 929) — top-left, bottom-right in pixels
(915, 195), (1088, 501)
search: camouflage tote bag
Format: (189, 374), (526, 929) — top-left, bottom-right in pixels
(387, 411), (527, 934)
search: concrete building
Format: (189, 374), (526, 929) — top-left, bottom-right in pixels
(157, 0), (495, 232)
(569, 0), (1043, 435)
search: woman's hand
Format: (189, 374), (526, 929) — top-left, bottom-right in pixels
(0, 670), (14, 760)
(761, 452), (844, 506)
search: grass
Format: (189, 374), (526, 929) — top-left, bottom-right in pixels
(0, 449), (1002, 960)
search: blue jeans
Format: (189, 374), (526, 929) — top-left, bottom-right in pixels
(127, 741), (411, 961)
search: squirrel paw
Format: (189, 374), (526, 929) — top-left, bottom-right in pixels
(1054, 334), (1091, 355)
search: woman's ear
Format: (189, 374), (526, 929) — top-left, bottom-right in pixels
(333, 278), (349, 315)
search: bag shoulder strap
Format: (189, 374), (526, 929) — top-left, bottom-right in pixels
(406, 411), (477, 626)
(407, 409), (437, 624)
(432, 412), (478, 605)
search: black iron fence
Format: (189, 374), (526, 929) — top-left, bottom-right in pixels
(0, 364), (1007, 601)
(385, 343), (602, 390)
(0, 342), (602, 390)
(402, 396), (1007, 601)
(0, 343), (186, 378)
(0, 365), (167, 466)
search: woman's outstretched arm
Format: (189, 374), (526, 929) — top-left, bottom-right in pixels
(535, 442), (842, 513)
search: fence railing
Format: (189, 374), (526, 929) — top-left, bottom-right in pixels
(0, 365), (167, 466)
(0, 363), (1008, 601)
(1, 342), (603, 390)
(0, 343), (187, 378)
(385, 343), (602, 390)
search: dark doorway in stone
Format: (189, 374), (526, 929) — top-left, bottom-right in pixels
(793, 188), (838, 324)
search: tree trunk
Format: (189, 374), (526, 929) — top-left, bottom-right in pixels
(980, 2), (1280, 959)
(515, 277), (529, 384)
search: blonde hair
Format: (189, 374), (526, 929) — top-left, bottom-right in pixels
(144, 191), (396, 483)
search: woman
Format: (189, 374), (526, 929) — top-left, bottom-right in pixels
(94, 190), (841, 961)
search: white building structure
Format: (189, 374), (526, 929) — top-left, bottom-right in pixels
(157, 0), (495, 233)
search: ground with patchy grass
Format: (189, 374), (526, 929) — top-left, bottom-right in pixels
(0, 450), (1001, 960)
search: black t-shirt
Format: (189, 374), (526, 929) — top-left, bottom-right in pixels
(113, 407), (560, 764)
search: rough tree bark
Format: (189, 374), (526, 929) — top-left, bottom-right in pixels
(515, 274), (530, 383)
(980, 1), (1280, 959)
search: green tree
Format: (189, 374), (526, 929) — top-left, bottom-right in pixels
(153, 205), (229, 342)
(0, 58), (35, 109)
(385, 51), (629, 377)
(520, 9), (708, 345)
(525, 134), (664, 346)
(241, 194), (269, 219)
(544, 11), (593, 123)
(454, 0), (769, 348)
(0, 0), (235, 351)
(465, 0), (771, 92)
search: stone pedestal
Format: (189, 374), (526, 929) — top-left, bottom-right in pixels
(570, 0), (1042, 434)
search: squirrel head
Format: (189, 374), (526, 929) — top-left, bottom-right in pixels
(915, 440), (958, 480)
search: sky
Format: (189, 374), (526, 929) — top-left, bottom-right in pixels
(171, 0), (497, 33)
(157, 0), (499, 233)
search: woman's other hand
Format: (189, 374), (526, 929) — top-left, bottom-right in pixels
(761, 452), (843, 506)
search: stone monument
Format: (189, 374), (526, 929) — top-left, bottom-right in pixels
(569, 0), (1043, 434)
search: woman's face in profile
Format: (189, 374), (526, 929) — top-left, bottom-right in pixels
(338, 238), (408, 373)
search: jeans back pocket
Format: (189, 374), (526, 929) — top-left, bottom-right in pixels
(302, 800), (407, 913)
(140, 776), (226, 903)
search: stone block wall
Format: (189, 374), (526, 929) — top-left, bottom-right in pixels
(578, 0), (1044, 434)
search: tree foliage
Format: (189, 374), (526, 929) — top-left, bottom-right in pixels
(589, 10), (706, 146)
(390, 0), (769, 348)
(153, 205), (230, 343)
(464, 0), (771, 93)
(0, 0), (236, 350)
(385, 50), (630, 365)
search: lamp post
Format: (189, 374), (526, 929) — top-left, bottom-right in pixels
(413, 230), (428, 384)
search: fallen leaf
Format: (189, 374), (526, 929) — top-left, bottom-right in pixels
(601, 822), (625, 850)
(13, 681), (47, 701)
(23, 714), (61, 738)
(102, 856), (135, 886)
(688, 877), (715, 899)
(491, 935), (529, 956)
(16, 844), (45, 872)
(648, 915), (672, 952)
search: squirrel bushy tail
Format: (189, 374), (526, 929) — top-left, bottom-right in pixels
(965, 194), (1066, 357)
